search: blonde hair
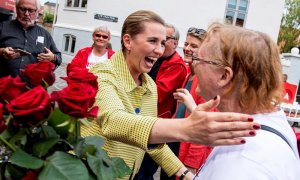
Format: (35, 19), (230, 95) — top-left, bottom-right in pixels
(205, 22), (283, 113)
(121, 10), (165, 51)
(93, 26), (111, 37)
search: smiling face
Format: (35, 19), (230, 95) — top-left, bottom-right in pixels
(183, 35), (203, 64)
(123, 21), (166, 79)
(16, 0), (38, 29)
(92, 31), (110, 48)
(193, 38), (224, 100)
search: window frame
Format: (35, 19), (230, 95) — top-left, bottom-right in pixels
(224, 0), (249, 27)
(65, 0), (88, 9)
(63, 34), (76, 55)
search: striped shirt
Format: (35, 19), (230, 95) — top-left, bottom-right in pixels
(81, 50), (183, 179)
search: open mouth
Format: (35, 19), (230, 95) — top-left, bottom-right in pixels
(145, 56), (157, 68)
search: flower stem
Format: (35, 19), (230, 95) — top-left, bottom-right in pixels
(0, 136), (15, 152)
(41, 125), (48, 139)
(75, 119), (80, 145)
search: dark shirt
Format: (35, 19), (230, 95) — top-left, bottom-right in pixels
(148, 53), (174, 81)
(175, 80), (192, 118)
(0, 20), (62, 77)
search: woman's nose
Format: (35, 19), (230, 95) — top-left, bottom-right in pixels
(154, 45), (164, 57)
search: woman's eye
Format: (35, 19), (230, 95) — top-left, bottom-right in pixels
(148, 39), (156, 43)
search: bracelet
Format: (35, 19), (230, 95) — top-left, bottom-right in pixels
(179, 169), (190, 180)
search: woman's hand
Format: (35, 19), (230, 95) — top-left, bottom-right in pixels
(174, 88), (197, 113)
(182, 96), (259, 146)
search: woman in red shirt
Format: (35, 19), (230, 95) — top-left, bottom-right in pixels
(67, 26), (114, 74)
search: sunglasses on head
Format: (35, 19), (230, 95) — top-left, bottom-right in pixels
(188, 27), (206, 35)
(94, 34), (109, 39)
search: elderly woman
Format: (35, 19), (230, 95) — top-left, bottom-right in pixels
(179, 22), (300, 179)
(67, 26), (114, 73)
(81, 11), (259, 180)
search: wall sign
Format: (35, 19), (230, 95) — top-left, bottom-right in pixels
(94, 13), (118, 23)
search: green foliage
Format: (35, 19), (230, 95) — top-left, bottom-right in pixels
(0, 108), (131, 179)
(39, 151), (90, 180)
(43, 13), (54, 24)
(278, 0), (300, 53)
(10, 149), (44, 169)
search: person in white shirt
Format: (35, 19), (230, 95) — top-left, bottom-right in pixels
(67, 26), (115, 73)
(174, 22), (300, 180)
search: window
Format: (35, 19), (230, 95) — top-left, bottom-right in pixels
(63, 34), (76, 54)
(66, 0), (87, 8)
(225, 0), (248, 27)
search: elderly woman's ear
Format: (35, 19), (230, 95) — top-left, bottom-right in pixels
(217, 66), (233, 88)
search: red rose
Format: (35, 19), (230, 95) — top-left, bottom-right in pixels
(66, 63), (78, 76)
(22, 170), (38, 180)
(6, 86), (52, 126)
(62, 66), (98, 91)
(0, 103), (6, 133)
(51, 83), (98, 118)
(21, 61), (55, 87)
(0, 76), (28, 104)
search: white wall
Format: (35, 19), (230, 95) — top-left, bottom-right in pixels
(246, 0), (285, 41)
(53, 0), (285, 62)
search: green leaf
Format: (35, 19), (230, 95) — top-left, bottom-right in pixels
(9, 128), (27, 146)
(87, 153), (114, 180)
(75, 136), (105, 158)
(48, 108), (72, 138)
(84, 136), (105, 149)
(32, 138), (59, 157)
(10, 149), (44, 169)
(111, 157), (132, 178)
(41, 125), (60, 139)
(82, 144), (96, 157)
(39, 151), (89, 180)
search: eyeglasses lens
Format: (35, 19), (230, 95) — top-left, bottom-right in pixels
(95, 34), (108, 39)
(18, 7), (37, 14)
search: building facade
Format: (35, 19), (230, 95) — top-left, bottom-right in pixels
(44, 1), (56, 15)
(52, 0), (285, 63)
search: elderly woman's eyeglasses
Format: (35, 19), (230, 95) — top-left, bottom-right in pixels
(192, 56), (221, 66)
(94, 34), (109, 39)
(18, 7), (37, 14)
(188, 27), (206, 36)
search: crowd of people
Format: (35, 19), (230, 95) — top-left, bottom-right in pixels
(1, 0), (299, 179)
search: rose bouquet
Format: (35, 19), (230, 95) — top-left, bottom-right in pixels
(0, 62), (131, 180)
